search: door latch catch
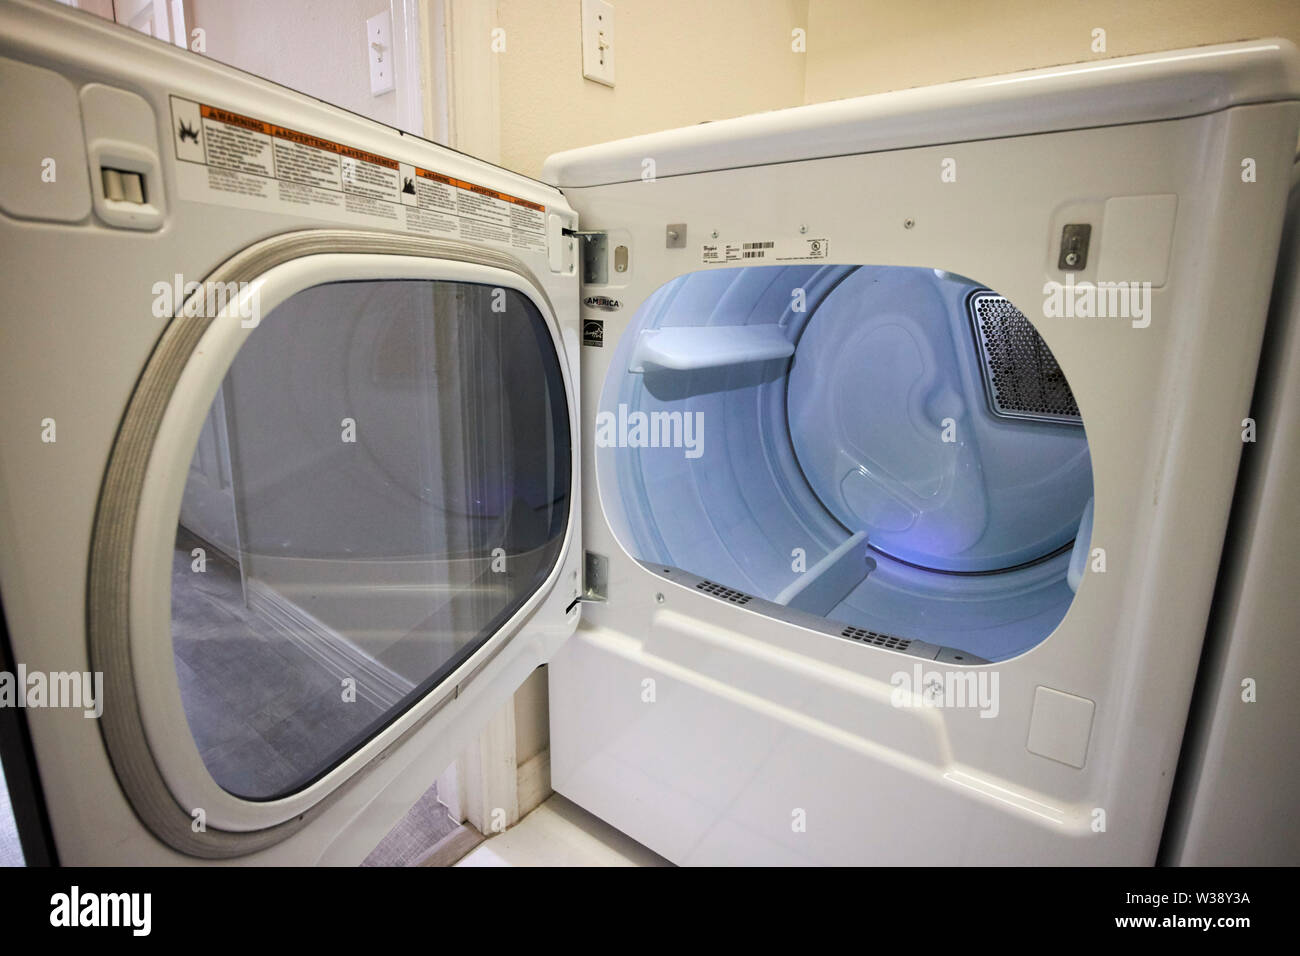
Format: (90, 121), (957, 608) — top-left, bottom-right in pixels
(1058, 223), (1091, 271)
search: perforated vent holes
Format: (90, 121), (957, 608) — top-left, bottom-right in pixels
(840, 626), (911, 651)
(696, 580), (753, 605)
(969, 292), (1081, 424)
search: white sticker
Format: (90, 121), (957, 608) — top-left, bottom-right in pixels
(701, 237), (829, 264)
(168, 96), (546, 253)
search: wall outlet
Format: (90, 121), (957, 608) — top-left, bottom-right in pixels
(581, 0), (615, 87)
(366, 10), (395, 96)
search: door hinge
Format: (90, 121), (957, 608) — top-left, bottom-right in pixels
(582, 550), (608, 603)
(565, 228), (608, 284)
(564, 551), (608, 614)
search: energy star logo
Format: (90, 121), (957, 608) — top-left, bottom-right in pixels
(50, 887), (151, 936)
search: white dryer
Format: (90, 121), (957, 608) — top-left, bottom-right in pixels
(0, 0), (1296, 864)
(543, 41), (1300, 864)
(0, 0), (583, 863)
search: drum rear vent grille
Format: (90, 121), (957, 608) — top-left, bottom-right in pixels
(695, 580), (753, 605)
(969, 292), (1081, 425)
(841, 626), (911, 651)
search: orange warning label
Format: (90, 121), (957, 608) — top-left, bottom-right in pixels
(172, 96), (548, 253)
(416, 167), (544, 211)
(199, 105), (400, 171)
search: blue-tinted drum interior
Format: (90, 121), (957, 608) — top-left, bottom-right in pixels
(172, 279), (570, 800)
(598, 265), (1093, 662)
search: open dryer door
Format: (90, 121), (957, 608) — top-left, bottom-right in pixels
(544, 41), (1300, 864)
(0, 0), (580, 863)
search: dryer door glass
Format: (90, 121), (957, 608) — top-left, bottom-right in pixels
(171, 278), (571, 800)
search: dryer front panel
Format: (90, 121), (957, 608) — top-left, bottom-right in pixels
(549, 44), (1300, 864)
(0, 0), (580, 864)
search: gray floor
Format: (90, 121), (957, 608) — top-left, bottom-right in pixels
(165, 527), (461, 859)
(362, 782), (461, 866)
(172, 529), (387, 800)
(0, 761), (23, 867)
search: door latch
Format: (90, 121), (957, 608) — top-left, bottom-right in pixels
(1058, 223), (1091, 271)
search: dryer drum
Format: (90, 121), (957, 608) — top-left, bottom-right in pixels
(598, 264), (1095, 663)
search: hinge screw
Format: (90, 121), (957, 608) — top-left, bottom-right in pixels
(799, 224), (808, 234)
(1064, 251), (1080, 267)
(904, 218), (915, 230)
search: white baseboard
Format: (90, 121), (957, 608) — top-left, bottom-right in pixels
(517, 748), (552, 819)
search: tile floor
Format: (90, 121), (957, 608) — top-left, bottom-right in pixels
(171, 529), (388, 799)
(457, 795), (671, 867)
(172, 526), (461, 862)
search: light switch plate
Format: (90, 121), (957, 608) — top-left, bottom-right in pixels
(581, 0), (615, 87)
(366, 10), (395, 96)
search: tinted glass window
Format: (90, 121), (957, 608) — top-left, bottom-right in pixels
(171, 279), (570, 800)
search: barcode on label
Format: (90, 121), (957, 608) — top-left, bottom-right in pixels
(702, 236), (829, 264)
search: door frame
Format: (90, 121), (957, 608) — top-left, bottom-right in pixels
(391, 0), (429, 137)
(438, 0), (501, 162)
(432, 0), (543, 840)
(89, 232), (577, 856)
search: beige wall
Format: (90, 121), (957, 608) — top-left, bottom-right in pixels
(804, 0), (1300, 104)
(494, 0), (809, 178)
(159, 3), (1300, 179)
(174, 3), (1300, 180)
(487, 0), (1300, 179)
(188, 0), (399, 127)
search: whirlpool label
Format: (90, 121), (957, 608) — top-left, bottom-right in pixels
(701, 237), (829, 264)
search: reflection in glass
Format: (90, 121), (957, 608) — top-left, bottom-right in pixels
(171, 280), (570, 800)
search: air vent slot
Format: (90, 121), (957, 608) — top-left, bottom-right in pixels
(840, 625), (911, 651)
(968, 291), (1081, 424)
(695, 580), (753, 605)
